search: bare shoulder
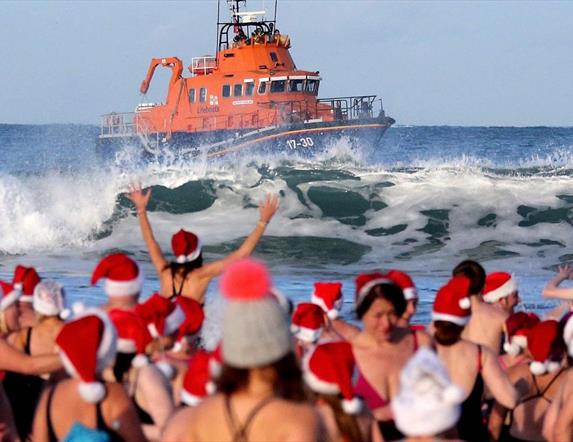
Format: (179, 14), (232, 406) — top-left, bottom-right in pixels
(162, 406), (196, 441)
(414, 329), (433, 346)
(506, 360), (530, 383)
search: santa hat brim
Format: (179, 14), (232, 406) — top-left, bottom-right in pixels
(483, 277), (517, 303)
(0, 290), (20, 311)
(104, 273), (143, 297)
(291, 324), (323, 343)
(431, 312), (469, 326)
(175, 241), (202, 264)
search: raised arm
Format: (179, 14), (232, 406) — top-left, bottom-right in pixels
(200, 194), (279, 279)
(543, 264), (573, 300)
(481, 345), (518, 409)
(0, 339), (61, 374)
(128, 185), (168, 274)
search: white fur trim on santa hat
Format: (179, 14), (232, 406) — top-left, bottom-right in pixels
(503, 335), (528, 356)
(0, 289), (20, 311)
(78, 381), (106, 404)
(310, 294), (342, 320)
(147, 323), (159, 339)
(117, 338), (137, 354)
(291, 324), (323, 343)
(431, 312), (469, 326)
(356, 278), (392, 308)
(341, 398), (362, 415)
(19, 295), (33, 303)
(175, 240), (202, 264)
(180, 390), (203, 407)
(104, 273), (144, 297)
(483, 276), (518, 303)
(302, 353), (340, 395)
(131, 354), (149, 368)
(403, 287), (418, 301)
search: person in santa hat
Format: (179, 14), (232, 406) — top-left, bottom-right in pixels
(106, 308), (174, 441)
(91, 253), (143, 312)
(431, 275), (517, 442)
(351, 272), (432, 441)
(490, 319), (568, 441)
(161, 259), (321, 442)
(0, 280), (21, 335)
(127, 184), (278, 305)
(302, 341), (381, 442)
(498, 311), (540, 371)
(4, 279), (66, 441)
(12, 265), (41, 328)
(310, 282), (360, 342)
(453, 260), (510, 353)
(384, 270), (420, 328)
(482, 271), (520, 314)
(31, 311), (145, 442)
(291, 302), (326, 357)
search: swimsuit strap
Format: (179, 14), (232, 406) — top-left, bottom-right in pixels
(522, 368), (565, 404)
(477, 344), (483, 372)
(224, 395), (276, 442)
(170, 266), (186, 299)
(46, 384), (58, 442)
(24, 327), (32, 355)
(412, 330), (419, 352)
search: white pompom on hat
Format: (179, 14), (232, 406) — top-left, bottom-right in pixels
(302, 341), (362, 414)
(527, 320), (564, 375)
(386, 270), (418, 301)
(56, 310), (117, 403)
(311, 282), (343, 320)
(392, 347), (464, 437)
(91, 253), (143, 297)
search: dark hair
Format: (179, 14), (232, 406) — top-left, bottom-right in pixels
(163, 254), (203, 279)
(216, 352), (307, 402)
(316, 394), (365, 442)
(452, 260), (485, 296)
(112, 352), (135, 382)
(356, 283), (406, 320)
(433, 321), (464, 346)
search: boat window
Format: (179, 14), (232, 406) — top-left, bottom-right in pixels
(222, 84), (231, 98)
(245, 82), (255, 96)
(270, 52), (279, 63)
(288, 79), (304, 93)
(234, 84), (243, 97)
(305, 80), (319, 95)
(188, 88), (195, 104)
(270, 80), (286, 93)
(258, 80), (267, 95)
(200, 87), (207, 103)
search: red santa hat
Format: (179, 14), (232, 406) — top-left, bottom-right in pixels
(0, 281), (20, 311)
(12, 265), (41, 302)
(291, 302), (325, 343)
(355, 272), (392, 310)
(482, 272), (518, 303)
(386, 270), (418, 301)
(432, 276), (472, 326)
(311, 282), (343, 320)
(180, 350), (217, 406)
(302, 341), (361, 414)
(171, 229), (202, 264)
(135, 293), (176, 338)
(91, 253), (143, 297)
(56, 310), (117, 403)
(503, 312), (540, 356)
(527, 320), (564, 375)
(108, 309), (153, 368)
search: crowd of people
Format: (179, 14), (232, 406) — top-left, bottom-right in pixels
(1, 188), (573, 441)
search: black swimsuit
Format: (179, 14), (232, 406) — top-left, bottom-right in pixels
(46, 383), (123, 442)
(4, 328), (46, 441)
(224, 395), (276, 442)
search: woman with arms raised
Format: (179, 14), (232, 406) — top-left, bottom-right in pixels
(351, 272), (433, 441)
(128, 185), (279, 304)
(161, 259), (322, 442)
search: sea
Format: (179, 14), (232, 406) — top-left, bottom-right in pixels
(1, 124), (573, 344)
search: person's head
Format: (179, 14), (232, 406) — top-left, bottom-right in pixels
(56, 310), (117, 403)
(527, 320), (565, 375)
(0, 281), (20, 333)
(452, 260), (485, 297)
(432, 276), (472, 344)
(91, 253), (142, 302)
(171, 229), (202, 267)
(311, 282), (343, 320)
(386, 270), (418, 322)
(218, 259), (296, 394)
(482, 272), (519, 313)
(392, 348), (464, 438)
(355, 272), (406, 342)
(13, 265), (41, 303)
(504, 311), (540, 356)
(291, 302), (325, 344)
(33, 279), (65, 319)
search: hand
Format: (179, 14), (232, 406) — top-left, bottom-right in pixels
(558, 264), (573, 280)
(259, 193), (279, 224)
(127, 183), (151, 212)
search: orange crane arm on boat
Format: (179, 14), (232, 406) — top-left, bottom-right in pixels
(139, 57), (184, 94)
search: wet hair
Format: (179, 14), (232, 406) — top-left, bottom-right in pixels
(356, 283), (406, 320)
(452, 260), (485, 296)
(315, 393), (365, 442)
(112, 352), (135, 382)
(163, 254), (203, 279)
(433, 321), (464, 346)
(216, 352), (307, 402)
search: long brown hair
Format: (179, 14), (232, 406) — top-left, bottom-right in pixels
(317, 393), (365, 442)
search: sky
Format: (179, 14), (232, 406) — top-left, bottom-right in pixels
(1, 0), (572, 126)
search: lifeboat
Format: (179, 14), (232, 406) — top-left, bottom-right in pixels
(97, 0), (395, 156)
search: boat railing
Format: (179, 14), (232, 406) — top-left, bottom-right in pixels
(317, 95), (384, 121)
(190, 56), (217, 75)
(100, 112), (135, 137)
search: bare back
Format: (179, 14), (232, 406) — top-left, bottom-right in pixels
(462, 300), (507, 353)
